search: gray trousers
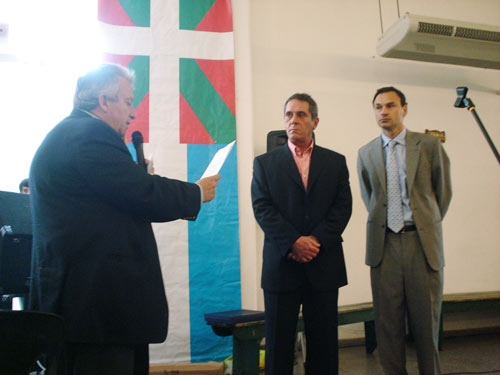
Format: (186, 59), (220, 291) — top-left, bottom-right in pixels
(371, 230), (443, 375)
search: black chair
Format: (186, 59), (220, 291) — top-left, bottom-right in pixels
(0, 310), (64, 374)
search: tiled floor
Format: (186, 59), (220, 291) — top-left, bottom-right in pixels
(293, 333), (500, 375)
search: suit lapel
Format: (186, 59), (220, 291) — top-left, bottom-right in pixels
(405, 130), (421, 194)
(280, 145), (304, 191)
(370, 137), (387, 193)
(307, 146), (325, 193)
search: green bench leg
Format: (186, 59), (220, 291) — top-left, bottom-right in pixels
(364, 320), (377, 353)
(232, 336), (261, 375)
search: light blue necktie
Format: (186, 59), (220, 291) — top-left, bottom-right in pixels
(387, 140), (404, 232)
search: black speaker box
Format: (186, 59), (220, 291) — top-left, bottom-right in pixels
(266, 130), (315, 152)
(267, 130), (287, 152)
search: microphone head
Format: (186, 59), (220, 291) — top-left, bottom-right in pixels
(131, 131), (143, 147)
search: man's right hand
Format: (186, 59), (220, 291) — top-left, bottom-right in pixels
(288, 235), (320, 263)
(196, 174), (221, 203)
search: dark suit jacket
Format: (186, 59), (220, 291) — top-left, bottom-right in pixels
(357, 129), (452, 270)
(251, 144), (352, 292)
(29, 109), (201, 344)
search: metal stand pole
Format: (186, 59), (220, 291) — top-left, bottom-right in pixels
(463, 98), (500, 165)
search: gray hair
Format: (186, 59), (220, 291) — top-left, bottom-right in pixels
(284, 93), (318, 119)
(73, 64), (135, 111)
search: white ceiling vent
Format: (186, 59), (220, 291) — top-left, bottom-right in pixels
(376, 13), (500, 70)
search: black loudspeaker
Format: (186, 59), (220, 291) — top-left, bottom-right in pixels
(0, 191), (32, 296)
(267, 130), (288, 152)
(266, 130), (316, 152)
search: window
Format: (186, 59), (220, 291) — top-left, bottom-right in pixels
(0, 0), (102, 192)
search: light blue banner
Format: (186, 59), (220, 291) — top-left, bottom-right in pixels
(187, 143), (241, 362)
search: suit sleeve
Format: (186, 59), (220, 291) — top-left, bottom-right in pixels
(251, 156), (301, 257)
(432, 139), (452, 219)
(357, 149), (372, 211)
(74, 126), (201, 223)
(311, 155), (352, 245)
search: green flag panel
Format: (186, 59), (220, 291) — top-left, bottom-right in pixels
(180, 58), (235, 144)
(179, 0), (216, 30)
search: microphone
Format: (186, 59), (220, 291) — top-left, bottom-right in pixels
(131, 131), (147, 171)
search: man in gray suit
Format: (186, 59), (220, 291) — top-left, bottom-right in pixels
(357, 87), (452, 375)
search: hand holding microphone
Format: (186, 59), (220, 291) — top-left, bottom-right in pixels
(131, 131), (147, 172)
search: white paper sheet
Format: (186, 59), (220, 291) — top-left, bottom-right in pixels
(201, 141), (235, 179)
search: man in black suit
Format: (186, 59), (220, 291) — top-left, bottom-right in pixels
(251, 93), (352, 375)
(29, 64), (220, 375)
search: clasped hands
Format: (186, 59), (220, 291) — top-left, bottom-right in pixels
(288, 235), (320, 263)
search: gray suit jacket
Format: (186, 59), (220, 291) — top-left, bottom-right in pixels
(357, 129), (452, 271)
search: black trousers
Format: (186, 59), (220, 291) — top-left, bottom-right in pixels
(264, 287), (339, 375)
(57, 342), (149, 375)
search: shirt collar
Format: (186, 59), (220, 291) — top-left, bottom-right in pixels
(77, 108), (102, 121)
(288, 139), (314, 157)
(382, 127), (407, 148)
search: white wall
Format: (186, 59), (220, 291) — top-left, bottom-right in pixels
(234, 0), (500, 309)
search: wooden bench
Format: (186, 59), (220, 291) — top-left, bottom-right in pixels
(205, 303), (375, 375)
(206, 291), (500, 375)
(439, 291), (500, 349)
